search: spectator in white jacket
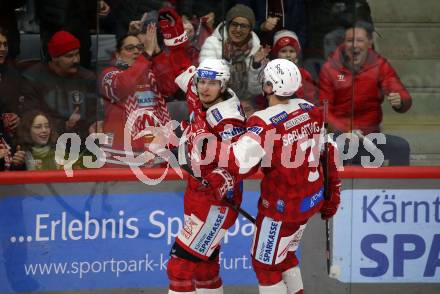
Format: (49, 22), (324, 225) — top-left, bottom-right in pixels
(199, 4), (270, 105)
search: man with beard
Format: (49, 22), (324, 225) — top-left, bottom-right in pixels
(21, 30), (97, 142)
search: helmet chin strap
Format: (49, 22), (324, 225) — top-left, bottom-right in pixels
(261, 82), (274, 99)
(264, 91), (275, 98)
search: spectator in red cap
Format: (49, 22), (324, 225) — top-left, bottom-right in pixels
(254, 29), (318, 111)
(47, 30), (81, 76)
(271, 30), (317, 103)
(20, 30), (98, 144)
(36, 0), (110, 69)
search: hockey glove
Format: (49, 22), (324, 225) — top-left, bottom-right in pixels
(183, 112), (209, 149)
(320, 188), (341, 220)
(158, 8), (188, 49)
(203, 168), (235, 201)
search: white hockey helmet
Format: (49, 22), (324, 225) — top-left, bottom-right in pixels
(195, 58), (231, 92)
(262, 59), (302, 97)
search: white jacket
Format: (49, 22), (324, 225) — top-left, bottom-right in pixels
(199, 22), (264, 98)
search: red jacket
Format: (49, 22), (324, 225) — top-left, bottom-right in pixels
(297, 67), (318, 104)
(319, 46), (412, 134)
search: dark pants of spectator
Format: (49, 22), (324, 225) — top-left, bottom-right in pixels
(337, 133), (411, 166)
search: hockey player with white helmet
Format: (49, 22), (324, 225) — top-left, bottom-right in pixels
(158, 7), (247, 294)
(198, 59), (342, 294)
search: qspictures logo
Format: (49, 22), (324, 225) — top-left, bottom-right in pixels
(55, 109), (387, 186)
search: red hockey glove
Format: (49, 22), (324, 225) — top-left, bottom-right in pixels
(182, 112), (213, 164)
(184, 112), (208, 147)
(203, 168), (235, 201)
(320, 187), (341, 220)
(158, 8), (188, 48)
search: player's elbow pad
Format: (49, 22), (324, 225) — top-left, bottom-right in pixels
(175, 66), (196, 92)
(231, 136), (265, 174)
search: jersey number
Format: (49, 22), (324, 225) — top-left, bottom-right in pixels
(299, 138), (319, 182)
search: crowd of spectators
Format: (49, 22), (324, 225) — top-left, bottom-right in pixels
(0, 0), (415, 171)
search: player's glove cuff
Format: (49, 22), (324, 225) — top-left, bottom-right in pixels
(158, 7), (188, 49)
(163, 31), (188, 47)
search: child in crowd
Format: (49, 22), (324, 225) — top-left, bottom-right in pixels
(256, 29), (318, 110)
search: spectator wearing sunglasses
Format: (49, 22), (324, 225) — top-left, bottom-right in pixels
(200, 4), (270, 107)
(99, 24), (174, 167)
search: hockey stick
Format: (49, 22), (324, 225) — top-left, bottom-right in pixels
(169, 146), (256, 224)
(322, 99), (331, 275)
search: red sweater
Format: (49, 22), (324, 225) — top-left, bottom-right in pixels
(319, 46), (412, 134)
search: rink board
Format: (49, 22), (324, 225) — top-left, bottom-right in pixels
(0, 181), (259, 293)
(0, 167), (439, 293)
(333, 189), (440, 283)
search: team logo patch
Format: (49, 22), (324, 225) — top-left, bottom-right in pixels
(300, 187), (324, 213)
(220, 126), (245, 140)
(136, 90), (156, 107)
(276, 199), (285, 213)
(182, 216), (199, 240)
(211, 108), (223, 122)
(192, 206), (227, 255)
(299, 103), (314, 112)
(256, 218), (282, 264)
(270, 111), (288, 125)
(284, 112), (310, 130)
(197, 69), (217, 79)
(247, 126), (263, 135)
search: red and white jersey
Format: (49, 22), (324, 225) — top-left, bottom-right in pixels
(175, 66), (247, 151)
(175, 65), (247, 206)
(184, 86), (246, 207)
(227, 99), (340, 222)
(173, 68), (247, 260)
(99, 55), (171, 166)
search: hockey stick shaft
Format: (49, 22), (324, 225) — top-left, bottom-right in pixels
(322, 99), (331, 275)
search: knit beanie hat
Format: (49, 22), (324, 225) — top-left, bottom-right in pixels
(47, 31), (80, 58)
(226, 4), (255, 28)
(272, 30), (301, 56)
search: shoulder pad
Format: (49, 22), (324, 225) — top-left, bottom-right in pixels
(206, 96), (245, 127)
(251, 99), (316, 125)
(175, 66), (196, 92)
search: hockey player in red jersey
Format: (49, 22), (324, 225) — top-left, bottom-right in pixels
(198, 59), (341, 294)
(157, 7), (247, 294)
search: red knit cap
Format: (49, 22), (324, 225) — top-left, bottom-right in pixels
(47, 31), (80, 57)
(272, 30), (301, 56)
